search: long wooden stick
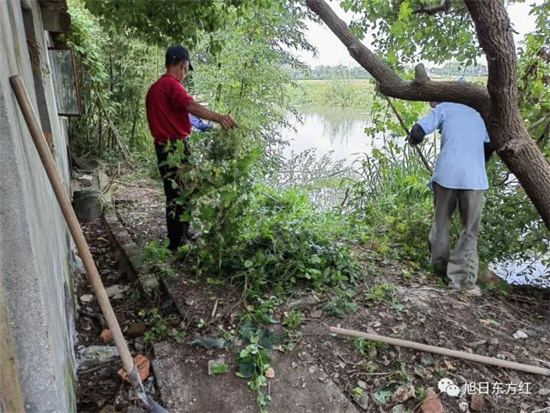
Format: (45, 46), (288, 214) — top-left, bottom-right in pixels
(385, 96), (433, 174)
(330, 326), (550, 376)
(10, 76), (166, 412)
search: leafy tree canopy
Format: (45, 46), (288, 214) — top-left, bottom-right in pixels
(339, 0), (536, 68)
(83, 0), (314, 57)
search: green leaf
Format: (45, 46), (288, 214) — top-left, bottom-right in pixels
(372, 390), (394, 405)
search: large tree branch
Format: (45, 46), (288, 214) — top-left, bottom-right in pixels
(306, 0), (490, 116)
(413, 0), (453, 15)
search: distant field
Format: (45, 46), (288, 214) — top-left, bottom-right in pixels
(288, 78), (375, 109)
(288, 76), (487, 108)
(296, 78), (373, 87)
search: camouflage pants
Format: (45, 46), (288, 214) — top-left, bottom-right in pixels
(429, 183), (484, 290)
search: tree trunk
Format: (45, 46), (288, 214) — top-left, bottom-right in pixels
(307, 0), (550, 230)
(465, 0), (550, 229)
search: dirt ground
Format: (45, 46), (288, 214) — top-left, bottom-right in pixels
(76, 174), (550, 413)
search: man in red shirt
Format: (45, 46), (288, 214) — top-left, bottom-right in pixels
(146, 45), (237, 252)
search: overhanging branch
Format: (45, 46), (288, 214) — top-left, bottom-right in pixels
(306, 0), (490, 116)
(413, 0), (453, 15)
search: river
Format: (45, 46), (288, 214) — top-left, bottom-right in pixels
(281, 106), (395, 164)
(280, 106), (549, 288)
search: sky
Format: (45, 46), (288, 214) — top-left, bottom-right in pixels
(295, 1), (543, 67)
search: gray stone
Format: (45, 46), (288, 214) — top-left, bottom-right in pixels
(357, 393), (369, 410)
(80, 294), (94, 303)
(78, 174), (93, 186)
(78, 346), (119, 369)
(105, 284), (129, 297)
(287, 294), (318, 310)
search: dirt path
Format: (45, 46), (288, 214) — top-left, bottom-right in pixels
(106, 175), (550, 412)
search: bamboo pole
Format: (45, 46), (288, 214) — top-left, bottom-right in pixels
(10, 75), (166, 412)
(384, 96), (433, 174)
(330, 326), (550, 377)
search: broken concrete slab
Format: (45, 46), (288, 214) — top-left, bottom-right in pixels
(268, 353), (358, 413)
(152, 342), (257, 413)
(152, 342), (358, 413)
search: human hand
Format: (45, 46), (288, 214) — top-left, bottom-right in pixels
(216, 114), (239, 129)
(407, 133), (421, 146)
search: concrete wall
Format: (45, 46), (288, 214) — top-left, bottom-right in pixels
(0, 0), (76, 411)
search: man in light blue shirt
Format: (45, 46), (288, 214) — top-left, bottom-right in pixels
(409, 102), (493, 295)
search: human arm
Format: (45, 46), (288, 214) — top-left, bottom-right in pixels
(409, 105), (443, 145)
(185, 100), (238, 129)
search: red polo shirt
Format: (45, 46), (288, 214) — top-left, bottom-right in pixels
(145, 74), (194, 144)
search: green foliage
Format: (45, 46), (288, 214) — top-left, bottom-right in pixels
(141, 239), (175, 278)
(211, 362), (229, 375)
(354, 338), (388, 357)
(283, 311), (304, 330)
(65, 0), (160, 158)
(323, 289), (358, 318)
(341, 0), (483, 67)
(236, 333), (273, 411)
(365, 283), (395, 304)
(347, 141), (433, 264)
(138, 308), (185, 343)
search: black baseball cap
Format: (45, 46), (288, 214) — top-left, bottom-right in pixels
(165, 45), (194, 70)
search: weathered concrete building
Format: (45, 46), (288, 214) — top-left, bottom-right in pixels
(0, 0), (77, 410)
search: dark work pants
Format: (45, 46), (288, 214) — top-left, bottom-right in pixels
(155, 141), (190, 251)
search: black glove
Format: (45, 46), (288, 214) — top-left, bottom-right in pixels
(408, 124), (426, 145)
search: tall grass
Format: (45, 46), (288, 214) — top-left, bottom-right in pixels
(288, 79), (375, 109)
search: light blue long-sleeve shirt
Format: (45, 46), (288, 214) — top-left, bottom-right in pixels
(417, 102), (490, 191)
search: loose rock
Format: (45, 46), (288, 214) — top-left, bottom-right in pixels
(458, 401), (469, 412)
(513, 330), (528, 339)
(78, 174), (94, 186)
(79, 345), (119, 369)
(392, 383), (415, 403)
(421, 388), (444, 413)
(126, 322), (147, 339)
(100, 329), (113, 343)
(80, 294), (94, 303)
(118, 355), (150, 382)
(471, 393), (485, 411)
(105, 284), (129, 298)
(357, 393), (369, 410)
